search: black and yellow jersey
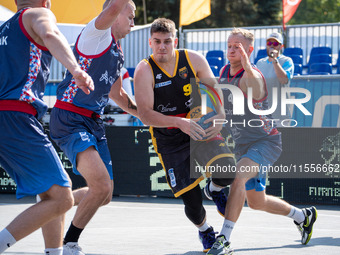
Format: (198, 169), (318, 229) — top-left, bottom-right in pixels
(143, 49), (202, 153)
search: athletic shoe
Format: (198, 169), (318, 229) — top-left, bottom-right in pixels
(204, 180), (227, 217)
(199, 226), (217, 253)
(63, 242), (85, 255)
(294, 206), (318, 245)
(206, 235), (234, 255)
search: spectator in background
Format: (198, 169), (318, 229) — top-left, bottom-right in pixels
(256, 32), (294, 126)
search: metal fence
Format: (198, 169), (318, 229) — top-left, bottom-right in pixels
(48, 22), (340, 80)
(181, 23), (340, 66)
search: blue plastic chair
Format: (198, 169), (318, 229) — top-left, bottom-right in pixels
(126, 67), (135, 78)
(207, 57), (223, 70)
(210, 65), (219, 77)
(307, 54), (332, 67)
(289, 55), (303, 65)
(256, 49), (267, 58)
(310, 46), (332, 56)
(206, 50), (225, 66)
(308, 63), (332, 75)
(294, 64), (302, 75)
(284, 47), (303, 56)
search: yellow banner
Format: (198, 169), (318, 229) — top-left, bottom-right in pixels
(1, 0), (103, 24)
(180, 0), (211, 27)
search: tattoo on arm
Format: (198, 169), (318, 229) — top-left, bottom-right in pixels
(127, 96), (137, 110)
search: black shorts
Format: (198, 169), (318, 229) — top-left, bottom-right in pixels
(152, 131), (234, 197)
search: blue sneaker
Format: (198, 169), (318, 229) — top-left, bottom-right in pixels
(199, 226), (217, 252)
(204, 180), (227, 217)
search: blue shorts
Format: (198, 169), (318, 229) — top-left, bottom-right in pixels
(234, 133), (282, 192)
(0, 111), (70, 199)
(49, 108), (113, 179)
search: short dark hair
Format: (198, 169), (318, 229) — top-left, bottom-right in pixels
(150, 18), (176, 37)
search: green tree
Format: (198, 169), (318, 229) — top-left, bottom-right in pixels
(288, 0), (340, 25)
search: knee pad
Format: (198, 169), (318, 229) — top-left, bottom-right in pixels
(211, 156), (235, 187)
(184, 204), (206, 225)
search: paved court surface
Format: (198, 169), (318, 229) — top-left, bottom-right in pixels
(0, 194), (339, 255)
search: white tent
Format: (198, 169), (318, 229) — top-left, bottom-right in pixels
(0, 5), (14, 24)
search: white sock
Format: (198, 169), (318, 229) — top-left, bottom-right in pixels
(219, 219), (235, 241)
(287, 206), (305, 223)
(0, 228), (17, 253)
(210, 181), (223, 193)
(45, 247), (63, 255)
(197, 221), (211, 232)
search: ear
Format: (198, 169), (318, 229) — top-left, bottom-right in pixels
(174, 37), (178, 48)
(248, 45), (254, 55)
(280, 44), (284, 50)
(149, 38), (152, 48)
(42, 0), (48, 8)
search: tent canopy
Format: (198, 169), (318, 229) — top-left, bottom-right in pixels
(0, 5), (15, 21)
(1, 0), (103, 24)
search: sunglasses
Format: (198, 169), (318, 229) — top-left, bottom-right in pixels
(267, 41), (280, 47)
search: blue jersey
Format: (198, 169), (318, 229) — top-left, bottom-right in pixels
(0, 8), (52, 119)
(220, 64), (278, 144)
(56, 34), (124, 114)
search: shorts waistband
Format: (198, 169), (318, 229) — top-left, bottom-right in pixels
(0, 100), (37, 116)
(54, 100), (100, 119)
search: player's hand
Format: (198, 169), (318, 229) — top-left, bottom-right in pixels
(238, 43), (252, 72)
(203, 112), (224, 140)
(73, 70), (94, 95)
(178, 118), (206, 141)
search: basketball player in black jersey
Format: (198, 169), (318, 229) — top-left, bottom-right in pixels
(134, 18), (235, 253)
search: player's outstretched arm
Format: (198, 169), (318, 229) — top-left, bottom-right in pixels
(24, 8), (94, 94)
(95, 0), (130, 30)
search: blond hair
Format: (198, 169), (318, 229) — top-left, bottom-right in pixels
(103, 0), (135, 10)
(229, 28), (254, 46)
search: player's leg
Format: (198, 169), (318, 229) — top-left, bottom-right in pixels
(4, 184), (73, 243)
(246, 187), (317, 244)
(65, 146), (112, 239)
(180, 185), (217, 253)
(195, 137), (235, 216)
(207, 157), (256, 255)
(0, 112), (73, 254)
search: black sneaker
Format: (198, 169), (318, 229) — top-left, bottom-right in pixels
(198, 226), (217, 253)
(204, 180), (227, 217)
(206, 235), (233, 255)
(294, 206), (318, 245)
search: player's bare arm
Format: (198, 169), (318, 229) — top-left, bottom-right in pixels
(109, 76), (138, 116)
(23, 8), (94, 94)
(187, 50), (225, 140)
(134, 60), (206, 140)
(238, 43), (265, 100)
(95, 0), (130, 30)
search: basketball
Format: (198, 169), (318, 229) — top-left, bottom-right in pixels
(186, 106), (217, 141)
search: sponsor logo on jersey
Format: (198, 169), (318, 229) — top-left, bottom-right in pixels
(155, 80), (172, 89)
(179, 66), (188, 79)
